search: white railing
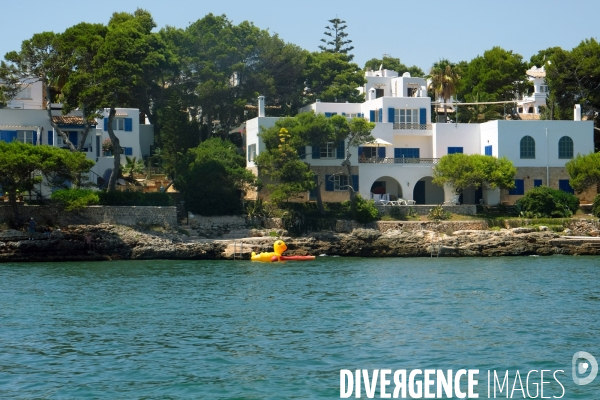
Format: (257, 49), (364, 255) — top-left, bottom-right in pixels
(359, 157), (439, 164)
(392, 123), (432, 130)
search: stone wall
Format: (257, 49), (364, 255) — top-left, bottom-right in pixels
(376, 204), (477, 216)
(500, 166), (598, 204)
(0, 205), (177, 228)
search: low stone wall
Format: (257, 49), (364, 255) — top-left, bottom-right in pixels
(376, 204), (477, 216)
(0, 205), (177, 228)
(333, 219), (488, 233)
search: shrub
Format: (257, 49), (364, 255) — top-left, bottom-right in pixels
(98, 191), (174, 206)
(516, 186), (579, 218)
(51, 189), (99, 211)
(352, 194), (379, 223)
(428, 204), (451, 221)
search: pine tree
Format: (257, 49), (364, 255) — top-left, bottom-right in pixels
(318, 18), (354, 60)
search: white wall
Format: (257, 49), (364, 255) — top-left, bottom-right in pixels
(479, 120), (499, 156)
(496, 120), (594, 167)
(245, 117), (278, 167)
(432, 123), (480, 157)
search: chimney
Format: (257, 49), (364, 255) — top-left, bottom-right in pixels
(258, 96), (265, 117)
(574, 104), (581, 121)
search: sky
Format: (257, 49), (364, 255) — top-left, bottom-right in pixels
(2, 0), (598, 73)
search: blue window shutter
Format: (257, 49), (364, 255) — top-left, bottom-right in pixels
(534, 179), (542, 187)
(124, 118), (133, 132)
(369, 110), (375, 122)
(47, 129), (53, 145)
(325, 175), (333, 191)
(331, 112), (337, 116)
(378, 108), (382, 122)
(33, 131), (37, 145)
(11, 131), (17, 141)
(419, 108), (426, 124)
(312, 145), (320, 159)
(124, 147), (133, 156)
(352, 175), (359, 192)
(485, 145), (492, 156)
(69, 131), (78, 146)
(378, 147), (386, 158)
(559, 180), (574, 194)
(448, 147), (463, 154)
(298, 146), (306, 159)
(0, 131), (10, 142)
(509, 179), (524, 195)
(324, 112), (332, 118)
(336, 140), (345, 159)
(388, 108), (395, 123)
(104, 118), (108, 131)
(358, 146), (364, 157)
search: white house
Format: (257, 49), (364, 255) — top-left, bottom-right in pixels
(516, 65), (549, 116)
(0, 106), (153, 195)
(246, 69), (595, 205)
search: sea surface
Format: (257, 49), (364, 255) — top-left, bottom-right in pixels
(0, 256), (599, 399)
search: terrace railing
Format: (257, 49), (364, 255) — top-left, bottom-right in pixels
(358, 157), (440, 164)
(392, 123), (433, 130)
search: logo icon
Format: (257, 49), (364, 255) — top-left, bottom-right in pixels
(572, 351), (598, 385)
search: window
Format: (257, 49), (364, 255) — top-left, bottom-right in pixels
(375, 89), (384, 98)
(509, 179), (525, 195)
(17, 131), (33, 144)
(112, 118), (125, 131)
(407, 88), (417, 97)
(539, 85), (548, 93)
(485, 145), (492, 156)
(16, 86), (32, 99)
(395, 109), (419, 125)
(559, 180), (574, 194)
(123, 147), (133, 156)
(333, 175), (349, 191)
(520, 136), (535, 159)
(320, 142), (336, 158)
(394, 148), (420, 159)
(342, 113), (359, 118)
(247, 144), (256, 162)
(558, 136), (573, 159)
(448, 147), (463, 154)
(534, 179), (543, 187)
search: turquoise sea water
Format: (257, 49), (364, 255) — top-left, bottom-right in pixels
(1, 256), (599, 399)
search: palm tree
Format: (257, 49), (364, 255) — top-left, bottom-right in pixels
(462, 92), (502, 123)
(428, 59), (460, 121)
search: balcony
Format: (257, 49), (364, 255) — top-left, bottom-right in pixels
(393, 123), (432, 130)
(358, 157), (439, 164)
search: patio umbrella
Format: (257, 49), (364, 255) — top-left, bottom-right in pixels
(362, 138), (393, 159)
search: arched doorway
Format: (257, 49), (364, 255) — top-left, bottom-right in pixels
(370, 176), (402, 199)
(413, 176), (444, 204)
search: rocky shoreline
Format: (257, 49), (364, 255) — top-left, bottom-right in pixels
(2, 223), (600, 262)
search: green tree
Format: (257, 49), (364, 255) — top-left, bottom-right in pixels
(255, 127), (315, 204)
(460, 47), (529, 103)
(432, 153), (516, 194)
(318, 18), (354, 60)
(429, 59), (460, 119)
(565, 152), (600, 193)
(80, 9), (170, 191)
(0, 142), (94, 223)
(174, 138), (257, 215)
(364, 56), (424, 77)
(545, 39), (600, 124)
(302, 52), (365, 105)
(59, 22), (109, 151)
